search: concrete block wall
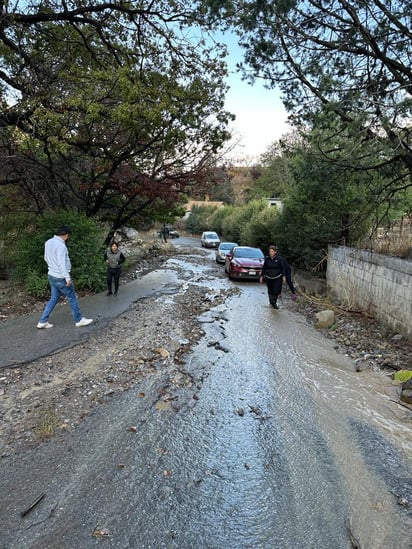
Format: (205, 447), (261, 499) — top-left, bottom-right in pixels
(327, 245), (412, 340)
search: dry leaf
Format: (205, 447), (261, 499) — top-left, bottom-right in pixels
(154, 347), (170, 358)
(155, 400), (172, 411)
(92, 527), (110, 538)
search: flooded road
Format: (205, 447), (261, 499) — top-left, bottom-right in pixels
(1, 246), (411, 548)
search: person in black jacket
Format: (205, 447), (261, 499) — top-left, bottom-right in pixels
(259, 245), (286, 309)
(104, 242), (126, 296)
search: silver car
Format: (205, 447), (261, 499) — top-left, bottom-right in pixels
(201, 231), (221, 248)
(215, 242), (239, 263)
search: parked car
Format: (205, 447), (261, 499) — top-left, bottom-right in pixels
(215, 242), (239, 264)
(225, 246), (264, 280)
(158, 226), (179, 239)
(168, 228), (179, 238)
(201, 231), (220, 248)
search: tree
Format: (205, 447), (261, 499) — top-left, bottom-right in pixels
(271, 133), (384, 271)
(248, 140), (293, 200)
(199, 0), (412, 207)
(0, 1), (233, 230)
(221, 198), (267, 242)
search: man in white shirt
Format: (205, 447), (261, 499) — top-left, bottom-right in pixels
(37, 225), (93, 328)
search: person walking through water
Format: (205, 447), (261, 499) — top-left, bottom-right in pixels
(37, 225), (93, 328)
(104, 241), (126, 296)
(259, 245), (286, 309)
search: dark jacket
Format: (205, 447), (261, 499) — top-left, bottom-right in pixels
(261, 254), (285, 279)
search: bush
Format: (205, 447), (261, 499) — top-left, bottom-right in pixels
(186, 205), (220, 234)
(221, 200), (268, 244)
(241, 206), (281, 249)
(13, 210), (107, 297)
(24, 268), (50, 298)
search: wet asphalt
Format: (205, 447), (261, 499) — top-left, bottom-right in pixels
(0, 263), (182, 369)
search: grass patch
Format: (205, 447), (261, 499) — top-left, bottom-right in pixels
(35, 406), (58, 440)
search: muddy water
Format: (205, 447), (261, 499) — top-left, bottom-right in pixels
(128, 282), (411, 548)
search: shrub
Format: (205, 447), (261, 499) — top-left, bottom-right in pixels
(221, 200), (268, 244)
(186, 205), (220, 234)
(13, 210), (107, 296)
(241, 206), (281, 249)
(24, 268), (50, 298)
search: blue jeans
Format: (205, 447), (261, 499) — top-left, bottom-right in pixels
(39, 275), (82, 323)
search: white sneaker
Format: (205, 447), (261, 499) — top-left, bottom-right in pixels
(37, 322), (53, 329)
(75, 317), (93, 327)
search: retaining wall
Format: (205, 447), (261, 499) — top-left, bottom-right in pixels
(327, 245), (412, 340)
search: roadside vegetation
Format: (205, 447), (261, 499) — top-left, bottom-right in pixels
(0, 1), (411, 295)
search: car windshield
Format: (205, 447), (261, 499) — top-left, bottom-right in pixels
(220, 243), (237, 250)
(205, 233), (219, 239)
(233, 248), (264, 259)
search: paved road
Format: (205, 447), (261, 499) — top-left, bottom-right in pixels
(0, 269), (182, 368)
(0, 236), (199, 369)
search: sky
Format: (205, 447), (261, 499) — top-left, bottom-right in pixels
(220, 33), (291, 164)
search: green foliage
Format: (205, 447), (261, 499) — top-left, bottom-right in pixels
(186, 205), (221, 234)
(221, 200), (268, 243)
(250, 144), (293, 200)
(189, 199), (279, 250)
(208, 204), (234, 235)
(0, 2), (233, 230)
(13, 211), (107, 297)
(24, 269), (50, 298)
(251, 126), (392, 271)
(240, 206), (280, 249)
(203, 0), (412, 209)
(393, 370), (412, 383)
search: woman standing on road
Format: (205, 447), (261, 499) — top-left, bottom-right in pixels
(104, 242), (126, 296)
(259, 245), (286, 309)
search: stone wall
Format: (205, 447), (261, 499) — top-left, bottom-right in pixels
(294, 269), (327, 297)
(327, 245), (412, 340)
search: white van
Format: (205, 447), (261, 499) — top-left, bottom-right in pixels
(200, 231), (221, 248)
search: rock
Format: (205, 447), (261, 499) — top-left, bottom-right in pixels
(315, 310), (335, 329)
(402, 378), (412, 390)
(400, 389), (412, 404)
(114, 226), (140, 241)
